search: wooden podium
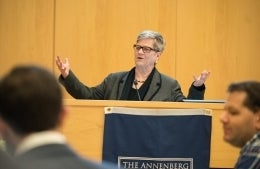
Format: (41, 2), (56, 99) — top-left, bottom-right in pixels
(61, 99), (239, 168)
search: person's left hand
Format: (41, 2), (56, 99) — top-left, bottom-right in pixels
(193, 70), (210, 87)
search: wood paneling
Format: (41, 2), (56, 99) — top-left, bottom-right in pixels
(176, 0), (260, 99)
(1, 0), (259, 99)
(0, 0), (54, 76)
(54, 0), (177, 91)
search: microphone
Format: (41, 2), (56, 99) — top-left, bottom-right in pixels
(133, 80), (141, 101)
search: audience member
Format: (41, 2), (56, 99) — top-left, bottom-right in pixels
(0, 65), (117, 169)
(0, 149), (19, 169)
(220, 81), (260, 168)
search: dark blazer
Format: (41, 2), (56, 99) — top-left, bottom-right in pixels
(0, 150), (18, 169)
(59, 68), (205, 101)
(15, 144), (117, 169)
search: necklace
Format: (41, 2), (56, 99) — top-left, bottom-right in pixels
(135, 79), (145, 83)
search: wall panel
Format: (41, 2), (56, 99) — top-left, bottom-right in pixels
(0, 0), (54, 76)
(0, 0), (259, 99)
(176, 0), (260, 99)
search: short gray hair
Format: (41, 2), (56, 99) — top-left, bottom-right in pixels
(136, 30), (166, 52)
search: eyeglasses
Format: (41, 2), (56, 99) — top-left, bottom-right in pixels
(133, 44), (158, 53)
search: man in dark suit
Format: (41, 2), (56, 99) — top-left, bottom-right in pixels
(0, 149), (19, 169)
(0, 65), (117, 169)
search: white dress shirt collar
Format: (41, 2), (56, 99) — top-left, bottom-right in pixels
(15, 131), (66, 156)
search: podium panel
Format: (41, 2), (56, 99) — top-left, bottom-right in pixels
(103, 107), (212, 169)
(62, 99), (240, 168)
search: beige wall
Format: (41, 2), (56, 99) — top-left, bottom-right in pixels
(0, 0), (54, 73)
(0, 0), (260, 99)
(176, 0), (260, 99)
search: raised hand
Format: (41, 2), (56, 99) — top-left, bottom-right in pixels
(55, 56), (70, 78)
(193, 70), (210, 87)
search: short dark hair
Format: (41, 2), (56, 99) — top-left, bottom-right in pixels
(227, 81), (260, 113)
(0, 65), (62, 135)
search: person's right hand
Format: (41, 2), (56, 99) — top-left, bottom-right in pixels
(55, 56), (70, 78)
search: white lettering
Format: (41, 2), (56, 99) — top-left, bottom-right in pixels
(122, 161), (139, 168)
(139, 162), (190, 169)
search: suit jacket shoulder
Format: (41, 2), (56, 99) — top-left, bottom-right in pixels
(15, 144), (117, 169)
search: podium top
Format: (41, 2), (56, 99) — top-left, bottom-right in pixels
(183, 99), (226, 103)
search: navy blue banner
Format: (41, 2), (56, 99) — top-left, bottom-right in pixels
(102, 107), (212, 169)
